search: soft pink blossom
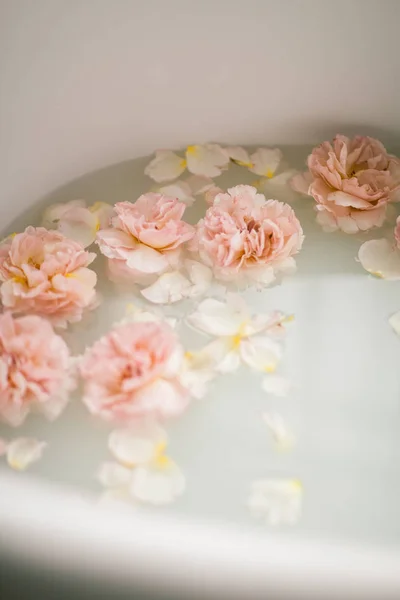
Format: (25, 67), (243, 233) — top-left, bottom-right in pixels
(190, 185), (304, 286)
(0, 227), (97, 327)
(395, 216), (400, 249)
(300, 135), (400, 233)
(80, 321), (189, 422)
(0, 313), (74, 426)
(97, 194), (195, 282)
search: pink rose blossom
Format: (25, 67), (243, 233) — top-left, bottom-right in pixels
(0, 313), (74, 426)
(190, 185), (304, 286)
(80, 321), (189, 422)
(300, 135), (400, 233)
(96, 194), (195, 282)
(0, 227), (97, 327)
(394, 217), (400, 249)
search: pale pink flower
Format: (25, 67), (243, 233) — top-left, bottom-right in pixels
(295, 135), (400, 233)
(0, 313), (74, 426)
(0, 227), (97, 327)
(80, 321), (189, 422)
(394, 216), (400, 249)
(190, 185), (304, 286)
(97, 194), (195, 282)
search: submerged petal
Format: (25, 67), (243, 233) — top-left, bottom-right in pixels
(145, 150), (186, 183)
(6, 437), (47, 471)
(358, 239), (400, 280)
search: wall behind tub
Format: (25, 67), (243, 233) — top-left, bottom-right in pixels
(1, 0), (399, 225)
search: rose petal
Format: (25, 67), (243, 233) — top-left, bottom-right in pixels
(262, 412), (295, 451)
(261, 374), (291, 397)
(129, 462), (185, 505)
(145, 150), (186, 183)
(389, 311), (400, 335)
(6, 437), (47, 471)
(249, 148), (282, 177)
(316, 209), (339, 232)
(184, 259), (213, 297)
(185, 174), (215, 195)
(240, 336), (283, 372)
(290, 172), (313, 195)
(225, 146), (252, 167)
(141, 271), (192, 304)
(186, 144), (229, 177)
(157, 181), (195, 206)
(358, 239), (400, 280)
(248, 478), (302, 525)
(126, 245), (169, 274)
(186, 298), (246, 336)
(108, 423), (166, 466)
(96, 461), (132, 488)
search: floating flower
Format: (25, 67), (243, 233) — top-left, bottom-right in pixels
(262, 413), (295, 451)
(145, 144), (229, 182)
(0, 313), (75, 426)
(190, 185), (304, 287)
(43, 200), (114, 248)
(6, 437), (47, 471)
(248, 478), (302, 525)
(0, 226), (97, 327)
(291, 135), (400, 233)
(186, 295), (286, 373)
(97, 422), (185, 505)
(358, 217), (400, 280)
(141, 260), (212, 304)
(97, 195), (195, 283)
(80, 321), (189, 422)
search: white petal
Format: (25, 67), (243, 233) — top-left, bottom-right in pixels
(144, 150), (186, 183)
(186, 144), (229, 177)
(42, 199), (86, 227)
(358, 239), (400, 280)
(126, 245), (169, 274)
(290, 172), (312, 195)
(184, 259), (213, 297)
(6, 437), (47, 471)
(262, 374), (291, 397)
(249, 148), (282, 177)
(262, 413), (295, 451)
(316, 209), (339, 232)
(157, 181), (195, 205)
(193, 337), (239, 373)
(248, 479), (302, 526)
(96, 461), (132, 488)
(389, 311), (400, 335)
(185, 174), (215, 195)
(186, 298), (246, 336)
(240, 336), (283, 372)
(109, 423), (166, 466)
(179, 352), (216, 399)
(141, 271), (192, 304)
(0, 437), (7, 457)
(204, 186), (224, 206)
(38, 392), (70, 421)
(225, 146), (252, 167)
(130, 462), (185, 505)
(163, 344), (184, 378)
(58, 216), (98, 248)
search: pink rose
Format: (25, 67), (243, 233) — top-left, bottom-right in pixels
(0, 312), (74, 426)
(96, 194), (195, 282)
(80, 321), (189, 422)
(304, 135), (400, 233)
(0, 227), (97, 327)
(190, 185), (304, 286)
(395, 217), (400, 249)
